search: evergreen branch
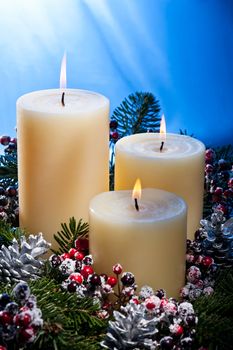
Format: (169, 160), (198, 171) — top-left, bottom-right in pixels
(0, 154), (18, 181)
(194, 268), (233, 349)
(112, 92), (161, 138)
(27, 277), (106, 350)
(214, 144), (233, 162)
(0, 221), (24, 247)
(52, 217), (89, 255)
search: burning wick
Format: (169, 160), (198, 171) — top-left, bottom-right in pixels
(134, 198), (139, 211)
(159, 114), (166, 152)
(61, 92), (65, 106)
(60, 52), (66, 107)
(132, 178), (141, 212)
(160, 141), (164, 152)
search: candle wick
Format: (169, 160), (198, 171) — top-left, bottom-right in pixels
(160, 141), (164, 152)
(61, 92), (65, 106)
(134, 198), (139, 211)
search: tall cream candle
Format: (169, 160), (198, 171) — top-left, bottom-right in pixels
(89, 188), (187, 298)
(115, 133), (205, 238)
(17, 89), (109, 247)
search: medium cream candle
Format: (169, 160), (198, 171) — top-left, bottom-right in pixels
(89, 187), (187, 298)
(115, 133), (205, 238)
(17, 88), (109, 247)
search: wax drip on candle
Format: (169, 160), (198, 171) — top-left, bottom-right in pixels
(132, 178), (141, 212)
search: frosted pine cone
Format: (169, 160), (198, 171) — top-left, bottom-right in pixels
(0, 233), (51, 283)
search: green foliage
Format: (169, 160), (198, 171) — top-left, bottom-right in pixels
(112, 92), (161, 138)
(0, 152), (18, 182)
(194, 268), (233, 350)
(214, 144), (233, 162)
(0, 277), (106, 350)
(0, 220), (24, 247)
(52, 217), (89, 255)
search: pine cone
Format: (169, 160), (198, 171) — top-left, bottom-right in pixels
(101, 302), (159, 349)
(0, 233), (51, 283)
(200, 210), (233, 266)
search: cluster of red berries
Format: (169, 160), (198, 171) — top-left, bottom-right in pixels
(0, 282), (42, 348)
(50, 241), (136, 315)
(180, 237), (218, 301)
(205, 148), (233, 217)
(102, 284), (198, 350)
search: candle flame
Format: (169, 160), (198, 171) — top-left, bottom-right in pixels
(60, 52), (67, 89)
(132, 178), (142, 200)
(160, 114), (166, 141)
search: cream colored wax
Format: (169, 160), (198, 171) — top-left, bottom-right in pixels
(17, 89), (109, 247)
(115, 133), (205, 238)
(89, 188), (187, 298)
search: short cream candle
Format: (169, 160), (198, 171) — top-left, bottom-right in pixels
(89, 188), (187, 298)
(17, 89), (109, 247)
(115, 133), (205, 238)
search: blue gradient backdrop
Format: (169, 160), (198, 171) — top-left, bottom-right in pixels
(0, 0), (232, 146)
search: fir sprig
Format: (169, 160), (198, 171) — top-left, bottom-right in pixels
(214, 144), (233, 162)
(194, 268), (233, 350)
(0, 153), (18, 182)
(52, 217), (89, 255)
(0, 277), (106, 350)
(0, 220), (23, 247)
(112, 92), (161, 138)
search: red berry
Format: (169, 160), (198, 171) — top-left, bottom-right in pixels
(146, 301), (155, 310)
(0, 346), (7, 350)
(6, 186), (17, 197)
(216, 204), (227, 215)
(14, 313), (32, 327)
(67, 281), (77, 293)
(110, 120), (118, 129)
(205, 164), (214, 173)
(110, 131), (119, 140)
(202, 256), (214, 267)
(61, 252), (70, 260)
(205, 148), (215, 161)
(160, 298), (168, 308)
(224, 189), (233, 198)
(175, 325), (184, 336)
(75, 238), (89, 252)
(22, 313), (32, 327)
(0, 135), (11, 146)
(132, 297), (139, 305)
(80, 265), (94, 279)
(90, 273), (101, 286)
(214, 187), (223, 196)
(113, 263), (123, 275)
(121, 272), (135, 286)
(74, 251), (85, 261)
(69, 248), (78, 258)
(107, 276), (117, 287)
(69, 273), (83, 284)
(19, 325), (35, 342)
(0, 311), (12, 325)
(10, 137), (17, 144)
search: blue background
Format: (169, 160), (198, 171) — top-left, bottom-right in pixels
(0, 0), (232, 146)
